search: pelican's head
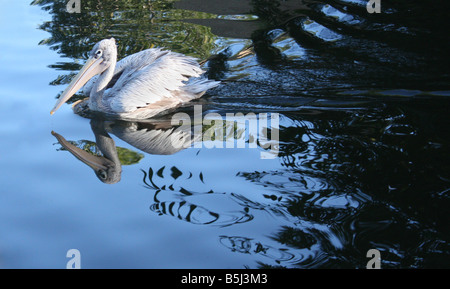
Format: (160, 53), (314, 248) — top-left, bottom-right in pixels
(50, 38), (117, 115)
(51, 130), (122, 184)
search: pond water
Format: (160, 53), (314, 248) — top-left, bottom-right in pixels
(0, 0), (449, 269)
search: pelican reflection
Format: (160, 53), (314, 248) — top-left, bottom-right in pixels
(52, 116), (196, 184)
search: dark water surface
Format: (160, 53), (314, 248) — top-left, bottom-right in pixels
(0, 0), (449, 268)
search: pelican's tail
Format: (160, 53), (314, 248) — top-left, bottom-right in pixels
(183, 78), (221, 99)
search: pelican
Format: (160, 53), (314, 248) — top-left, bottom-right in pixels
(51, 116), (199, 184)
(50, 38), (220, 119)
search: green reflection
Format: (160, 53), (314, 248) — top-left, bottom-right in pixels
(31, 0), (222, 90)
(56, 139), (144, 165)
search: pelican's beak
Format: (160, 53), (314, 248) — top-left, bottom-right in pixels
(50, 56), (104, 115)
(51, 131), (114, 173)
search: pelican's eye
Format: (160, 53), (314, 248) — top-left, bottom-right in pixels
(94, 50), (103, 59)
(98, 170), (107, 180)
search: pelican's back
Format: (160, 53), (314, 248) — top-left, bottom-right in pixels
(105, 48), (218, 114)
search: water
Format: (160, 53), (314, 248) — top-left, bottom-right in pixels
(0, 0), (449, 269)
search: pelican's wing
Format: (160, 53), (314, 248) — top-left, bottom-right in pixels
(105, 49), (205, 113)
(107, 121), (195, 155)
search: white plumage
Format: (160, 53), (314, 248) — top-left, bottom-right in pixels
(51, 38), (220, 120)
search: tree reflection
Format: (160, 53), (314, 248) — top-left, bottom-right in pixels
(31, 0), (220, 92)
(33, 0), (450, 91)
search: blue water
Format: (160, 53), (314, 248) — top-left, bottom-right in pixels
(0, 1), (449, 269)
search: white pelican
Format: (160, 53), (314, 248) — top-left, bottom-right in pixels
(50, 38), (220, 119)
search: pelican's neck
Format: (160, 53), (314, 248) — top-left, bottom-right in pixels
(90, 55), (117, 111)
(91, 120), (122, 183)
(92, 122), (121, 170)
